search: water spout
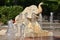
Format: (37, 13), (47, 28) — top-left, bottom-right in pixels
(38, 13), (43, 40)
(20, 23), (25, 40)
(50, 12), (54, 40)
(7, 20), (16, 40)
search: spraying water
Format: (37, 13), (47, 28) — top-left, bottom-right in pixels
(50, 12), (54, 40)
(39, 13), (42, 28)
(20, 23), (25, 40)
(50, 12), (53, 29)
(39, 13), (43, 40)
(7, 20), (16, 40)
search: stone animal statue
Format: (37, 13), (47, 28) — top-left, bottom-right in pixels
(14, 2), (53, 37)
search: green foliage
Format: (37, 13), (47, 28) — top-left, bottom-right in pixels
(0, 6), (23, 24)
(2, 0), (60, 12)
(0, 0), (60, 23)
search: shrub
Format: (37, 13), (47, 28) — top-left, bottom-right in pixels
(0, 6), (23, 24)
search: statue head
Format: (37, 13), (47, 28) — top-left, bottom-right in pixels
(25, 6), (38, 20)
